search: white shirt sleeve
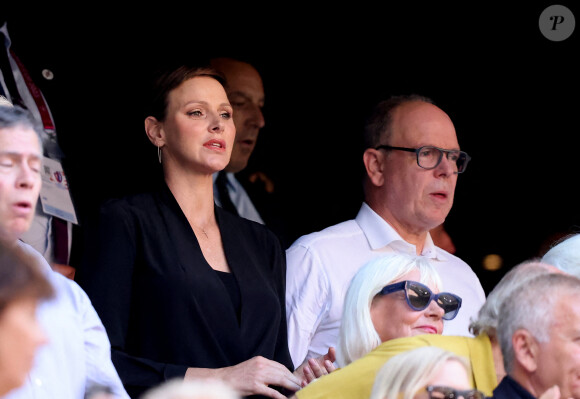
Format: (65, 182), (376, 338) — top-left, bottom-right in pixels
(73, 279), (130, 399)
(285, 242), (331, 368)
(6, 241), (129, 399)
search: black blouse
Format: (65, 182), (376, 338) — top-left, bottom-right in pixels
(216, 269), (242, 323)
(76, 182), (293, 398)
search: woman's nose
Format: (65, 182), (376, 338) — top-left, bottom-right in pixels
(210, 116), (224, 133)
(427, 299), (445, 319)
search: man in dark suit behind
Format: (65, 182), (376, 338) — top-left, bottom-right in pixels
(210, 57), (291, 248)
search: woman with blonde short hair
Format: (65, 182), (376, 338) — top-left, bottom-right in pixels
(369, 346), (484, 399)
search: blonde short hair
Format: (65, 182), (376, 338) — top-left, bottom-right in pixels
(369, 347), (470, 399)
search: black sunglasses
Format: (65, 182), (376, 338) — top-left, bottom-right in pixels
(425, 385), (486, 399)
(378, 280), (462, 321)
(375, 145), (471, 174)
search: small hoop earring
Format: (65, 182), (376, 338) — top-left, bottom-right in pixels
(157, 146), (162, 164)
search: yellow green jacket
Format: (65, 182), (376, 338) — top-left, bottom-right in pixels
(296, 333), (497, 399)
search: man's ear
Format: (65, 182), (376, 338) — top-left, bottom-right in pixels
(512, 329), (539, 373)
(363, 148), (386, 187)
(144, 116), (165, 148)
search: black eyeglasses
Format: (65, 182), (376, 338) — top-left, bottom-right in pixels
(375, 145), (471, 174)
(378, 281), (462, 320)
(425, 385), (486, 399)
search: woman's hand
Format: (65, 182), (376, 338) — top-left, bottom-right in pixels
(293, 347), (337, 387)
(186, 356), (301, 399)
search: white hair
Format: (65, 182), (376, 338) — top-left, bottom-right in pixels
(335, 252), (443, 367)
(140, 378), (240, 399)
(497, 273), (580, 373)
(468, 260), (558, 338)
(542, 233), (580, 279)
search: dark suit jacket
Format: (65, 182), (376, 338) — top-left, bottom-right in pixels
(236, 170), (295, 249)
(75, 181), (293, 398)
(490, 375), (536, 399)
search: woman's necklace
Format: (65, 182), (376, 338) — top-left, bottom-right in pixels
(192, 223), (209, 239)
(195, 226), (209, 239)
(188, 213), (212, 240)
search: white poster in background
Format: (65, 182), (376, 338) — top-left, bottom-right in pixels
(39, 156), (78, 224)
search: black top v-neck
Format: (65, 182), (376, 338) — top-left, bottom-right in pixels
(216, 269), (242, 324)
(76, 181), (292, 398)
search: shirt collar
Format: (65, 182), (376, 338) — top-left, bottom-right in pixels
(355, 202), (447, 261)
(212, 171), (239, 193)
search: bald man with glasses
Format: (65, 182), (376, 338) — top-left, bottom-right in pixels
(285, 94), (485, 370)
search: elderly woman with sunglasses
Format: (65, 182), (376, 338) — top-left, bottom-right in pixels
(369, 346), (484, 399)
(335, 252), (461, 367)
(293, 260), (563, 399)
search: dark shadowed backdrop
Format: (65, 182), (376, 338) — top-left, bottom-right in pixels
(3, 3), (578, 292)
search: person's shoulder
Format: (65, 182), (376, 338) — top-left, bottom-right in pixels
(15, 240), (89, 301)
(287, 219), (360, 250)
(378, 333), (468, 350)
(296, 348), (375, 399)
(435, 246), (471, 267)
(97, 191), (158, 221)
(16, 240), (51, 269)
(101, 191), (156, 209)
(44, 264), (92, 302)
(219, 206), (280, 242)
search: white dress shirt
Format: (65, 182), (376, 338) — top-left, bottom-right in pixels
(212, 171), (265, 224)
(5, 241), (129, 399)
(285, 202), (486, 368)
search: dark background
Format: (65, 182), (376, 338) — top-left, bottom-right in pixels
(3, 3), (578, 293)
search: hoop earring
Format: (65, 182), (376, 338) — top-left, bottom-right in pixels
(157, 146), (162, 164)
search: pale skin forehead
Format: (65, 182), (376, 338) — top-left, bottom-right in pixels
(389, 101), (459, 148)
(166, 77), (231, 110)
(0, 126), (42, 156)
(553, 294), (580, 329)
(426, 359), (471, 388)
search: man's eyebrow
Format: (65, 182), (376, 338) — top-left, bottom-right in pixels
(227, 90), (249, 97)
(228, 91), (264, 103)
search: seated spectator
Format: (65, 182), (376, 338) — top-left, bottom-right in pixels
(208, 57), (291, 249)
(291, 260), (560, 399)
(369, 346), (484, 399)
(140, 378), (239, 399)
(491, 273), (580, 398)
(336, 252), (461, 367)
(0, 103), (128, 399)
(541, 232), (580, 278)
(285, 94), (484, 372)
(0, 241), (54, 397)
